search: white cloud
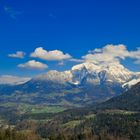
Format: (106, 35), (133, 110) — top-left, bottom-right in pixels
(82, 44), (140, 64)
(18, 60), (48, 70)
(69, 58), (84, 63)
(0, 75), (30, 85)
(8, 51), (25, 58)
(30, 47), (72, 61)
(129, 48), (140, 64)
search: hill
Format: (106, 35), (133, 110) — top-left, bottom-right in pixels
(97, 82), (140, 111)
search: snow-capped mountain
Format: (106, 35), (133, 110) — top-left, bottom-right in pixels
(34, 70), (72, 83)
(72, 62), (140, 86)
(33, 62), (140, 87)
(0, 62), (140, 105)
(122, 78), (140, 89)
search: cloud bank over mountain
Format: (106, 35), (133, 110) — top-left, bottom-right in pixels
(82, 44), (140, 64)
(6, 44), (140, 72)
(0, 75), (30, 85)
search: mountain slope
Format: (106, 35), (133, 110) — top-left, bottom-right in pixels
(97, 82), (140, 111)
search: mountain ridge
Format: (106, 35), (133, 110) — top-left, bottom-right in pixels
(0, 62), (140, 105)
(30, 62), (140, 88)
(97, 82), (140, 111)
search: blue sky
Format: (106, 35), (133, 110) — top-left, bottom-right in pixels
(0, 0), (140, 77)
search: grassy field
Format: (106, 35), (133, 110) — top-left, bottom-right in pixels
(0, 102), (67, 114)
(31, 106), (66, 114)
